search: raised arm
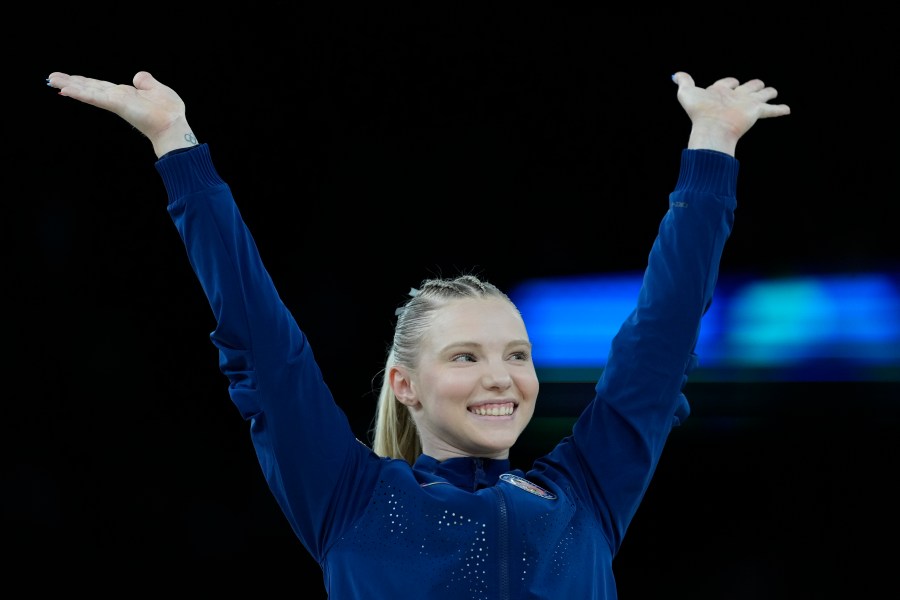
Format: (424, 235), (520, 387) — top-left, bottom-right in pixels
(47, 68), (378, 561)
(538, 72), (790, 553)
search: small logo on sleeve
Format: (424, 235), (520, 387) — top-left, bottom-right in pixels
(500, 473), (557, 500)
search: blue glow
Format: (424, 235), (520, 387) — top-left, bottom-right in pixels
(509, 271), (900, 382)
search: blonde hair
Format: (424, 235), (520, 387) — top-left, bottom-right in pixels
(371, 274), (514, 464)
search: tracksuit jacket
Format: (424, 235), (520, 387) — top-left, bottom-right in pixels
(155, 144), (738, 599)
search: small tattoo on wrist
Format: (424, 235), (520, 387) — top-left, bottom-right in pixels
(185, 132), (198, 146)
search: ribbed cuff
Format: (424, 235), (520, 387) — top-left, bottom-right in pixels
(154, 144), (227, 204)
(674, 149), (739, 197)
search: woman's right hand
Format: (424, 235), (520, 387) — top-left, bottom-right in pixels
(47, 71), (197, 158)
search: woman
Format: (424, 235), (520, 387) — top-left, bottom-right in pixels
(47, 69), (789, 598)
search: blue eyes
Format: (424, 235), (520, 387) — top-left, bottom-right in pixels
(451, 353), (477, 363)
(451, 352), (529, 363)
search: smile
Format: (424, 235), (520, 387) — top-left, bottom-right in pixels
(469, 402), (515, 417)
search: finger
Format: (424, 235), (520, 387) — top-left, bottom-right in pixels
(48, 73), (113, 97)
(710, 77), (740, 90)
(752, 86), (780, 103)
(672, 71), (694, 90)
(46, 72), (81, 92)
(759, 103), (791, 118)
(46, 71), (70, 87)
(736, 78), (767, 94)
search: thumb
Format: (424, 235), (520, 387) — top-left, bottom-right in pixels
(671, 71), (694, 90)
(132, 71), (158, 90)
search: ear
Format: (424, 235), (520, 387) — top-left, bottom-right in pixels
(389, 366), (419, 408)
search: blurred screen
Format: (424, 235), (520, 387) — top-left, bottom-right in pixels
(510, 271), (900, 383)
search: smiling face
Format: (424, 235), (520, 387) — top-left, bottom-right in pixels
(389, 296), (539, 461)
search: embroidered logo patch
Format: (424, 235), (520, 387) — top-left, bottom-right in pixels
(500, 473), (557, 500)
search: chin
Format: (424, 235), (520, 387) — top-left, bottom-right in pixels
(470, 435), (520, 458)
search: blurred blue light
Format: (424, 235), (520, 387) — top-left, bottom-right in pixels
(510, 271), (900, 382)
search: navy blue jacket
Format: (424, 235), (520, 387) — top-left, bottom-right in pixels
(156, 144), (737, 599)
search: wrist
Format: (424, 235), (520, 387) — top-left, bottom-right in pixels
(687, 122), (740, 157)
(150, 119), (199, 158)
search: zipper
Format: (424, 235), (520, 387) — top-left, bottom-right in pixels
(492, 485), (510, 600)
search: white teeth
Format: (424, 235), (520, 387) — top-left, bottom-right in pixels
(470, 404), (514, 416)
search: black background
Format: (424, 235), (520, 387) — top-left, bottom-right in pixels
(8, 5), (899, 597)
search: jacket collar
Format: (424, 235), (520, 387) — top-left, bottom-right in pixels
(413, 454), (510, 492)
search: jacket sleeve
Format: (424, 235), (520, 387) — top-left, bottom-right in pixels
(155, 144), (373, 560)
(535, 148), (739, 554)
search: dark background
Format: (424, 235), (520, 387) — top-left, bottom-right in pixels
(8, 5), (899, 597)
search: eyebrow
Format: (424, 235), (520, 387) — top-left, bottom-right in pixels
(440, 339), (532, 353)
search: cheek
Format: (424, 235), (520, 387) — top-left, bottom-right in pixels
(421, 369), (480, 402)
(516, 371), (540, 401)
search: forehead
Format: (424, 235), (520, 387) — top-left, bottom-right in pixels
(427, 297), (527, 338)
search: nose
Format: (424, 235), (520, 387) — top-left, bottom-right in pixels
(482, 360), (512, 390)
